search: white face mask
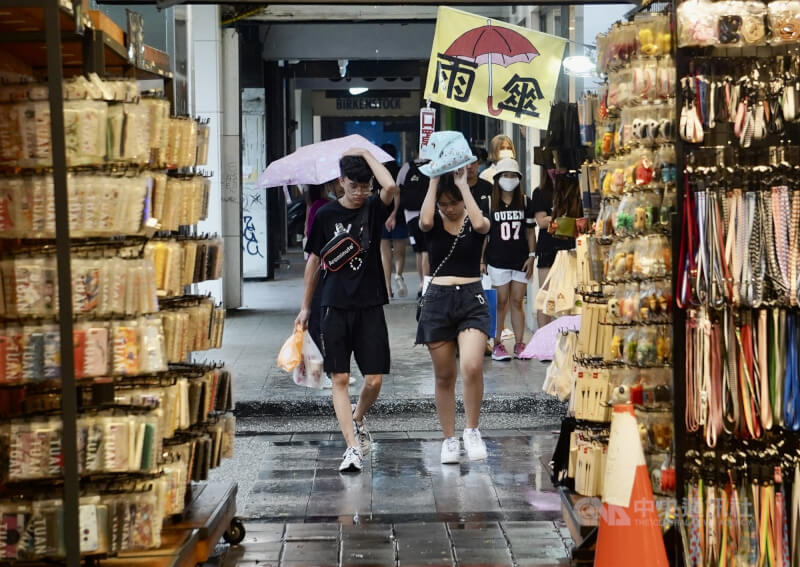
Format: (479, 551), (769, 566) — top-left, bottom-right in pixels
(498, 177), (519, 192)
(498, 149), (514, 160)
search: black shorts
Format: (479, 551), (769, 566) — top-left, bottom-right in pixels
(321, 305), (391, 375)
(415, 282), (492, 345)
(407, 216), (427, 253)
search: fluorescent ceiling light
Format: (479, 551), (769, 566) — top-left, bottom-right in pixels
(349, 87), (369, 95)
(562, 55), (596, 77)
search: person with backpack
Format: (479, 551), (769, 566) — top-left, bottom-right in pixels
(296, 149), (398, 473)
(480, 158), (537, 360)
(396, 156), (431, 298)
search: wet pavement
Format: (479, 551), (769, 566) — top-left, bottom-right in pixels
(225, 251), (564, 426)
(207, 432), (571, 567)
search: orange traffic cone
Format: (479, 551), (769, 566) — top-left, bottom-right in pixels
(594, 404), (668, 567)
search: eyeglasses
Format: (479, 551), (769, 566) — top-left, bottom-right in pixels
(347, 186), (372, 195)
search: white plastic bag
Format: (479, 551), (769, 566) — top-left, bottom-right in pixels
(543, 331), (577, 402)
(293, 331), (324, 389)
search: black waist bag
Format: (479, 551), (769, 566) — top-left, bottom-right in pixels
(320, 200), (371, 272)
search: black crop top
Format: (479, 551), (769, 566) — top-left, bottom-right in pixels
(426, 212), (487, 278)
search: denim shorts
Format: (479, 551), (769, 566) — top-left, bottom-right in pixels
(415, 282), (492, 345)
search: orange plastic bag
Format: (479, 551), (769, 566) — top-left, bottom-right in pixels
(276, 325), (304, 372)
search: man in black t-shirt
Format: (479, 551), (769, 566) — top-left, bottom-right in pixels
(467, 146), (494, 215)
(296, 149), (397, 473)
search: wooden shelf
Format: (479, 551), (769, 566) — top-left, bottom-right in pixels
(0, 7), (172, 79)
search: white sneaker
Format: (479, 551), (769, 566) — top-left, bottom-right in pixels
(338, 447), (363, 472)
(395, 275), (408, 297)
(352, 405), (372, 455)
(440, 437), (461, 464)
(463, 428), (488, 461)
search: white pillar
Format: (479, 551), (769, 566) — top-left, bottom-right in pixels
(189, 5), (224, 301)
(221, 28), (242, 308)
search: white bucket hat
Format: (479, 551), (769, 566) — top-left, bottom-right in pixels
(418, 131), (476, 177)
(493, 157), (522, 179)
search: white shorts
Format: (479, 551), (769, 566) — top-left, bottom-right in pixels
(487, 265), (529, 287)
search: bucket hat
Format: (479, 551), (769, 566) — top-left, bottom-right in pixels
(493, 157), (522, 178)
(418, 131), (476, 177)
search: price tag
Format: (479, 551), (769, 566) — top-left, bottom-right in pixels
(419, 107), (436, 157)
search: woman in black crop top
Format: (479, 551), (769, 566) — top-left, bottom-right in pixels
(417, 168), (493, 463)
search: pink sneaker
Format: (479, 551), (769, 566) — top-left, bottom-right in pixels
(514, 342), (526, 359)
(492, 343), (512, 361)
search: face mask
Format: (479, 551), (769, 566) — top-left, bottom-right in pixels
(499, 149), (514, 160)
(498, 177), (519, 192)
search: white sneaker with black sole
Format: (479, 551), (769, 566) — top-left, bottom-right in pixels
(463, 428), (488, 460)
(338, 447), (363, 472)
(352, 404), (372, 455)
(440, 437), (461, 464)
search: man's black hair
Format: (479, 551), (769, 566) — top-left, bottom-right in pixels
(339, 155), (372, 183)
(471, 146), (488, 162)
(380, 143), (398, 159)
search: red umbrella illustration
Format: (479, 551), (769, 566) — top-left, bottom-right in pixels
(444, 20), (539, 116)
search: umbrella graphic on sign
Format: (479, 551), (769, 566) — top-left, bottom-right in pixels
(444, 20), (539, 116)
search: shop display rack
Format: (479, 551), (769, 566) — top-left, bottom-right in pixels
(0, 1), (239, 565)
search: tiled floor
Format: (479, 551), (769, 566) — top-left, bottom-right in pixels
(216, 519), (571, 567)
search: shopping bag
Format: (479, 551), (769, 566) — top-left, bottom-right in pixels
(555, 251), (577, 315)
(277, 325), (304, 372)
(535, 253), (558, 312)
(292, 330), (324, 389)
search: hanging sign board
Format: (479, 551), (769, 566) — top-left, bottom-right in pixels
(424, 6), (567, 130)
(419, 107), (436, 156)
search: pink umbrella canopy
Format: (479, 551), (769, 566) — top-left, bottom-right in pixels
(257, 134), (394, 188)
(518, 315), (581, 360)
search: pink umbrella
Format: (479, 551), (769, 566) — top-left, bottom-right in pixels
(518, 315), (581, 360)
(257, 134), (394, 188)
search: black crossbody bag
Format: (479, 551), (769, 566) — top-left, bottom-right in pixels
(320, 199), (372, 272)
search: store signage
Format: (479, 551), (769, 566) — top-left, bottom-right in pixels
(312, 91), (421, 117)
(419, 107), (436, 155)
(336, 97), (402, 110)
(424, 6), (566, 130)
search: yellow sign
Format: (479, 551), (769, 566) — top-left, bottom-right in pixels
(424, 6), (567, 130)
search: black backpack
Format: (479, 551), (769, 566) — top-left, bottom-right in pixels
(399, 161), (430, 212)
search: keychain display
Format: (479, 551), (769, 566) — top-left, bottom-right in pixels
(159, 297), (226, 361)
(679, 56), (800, 147)
(145, 237), (223, 297)
(0, 491), (163, 560)
(0, 256), (158, 318)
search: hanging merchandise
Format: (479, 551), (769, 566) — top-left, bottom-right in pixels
(145, 237), (223, 297)
(543, 9), (678, 547)
(0, 54), (237, 564)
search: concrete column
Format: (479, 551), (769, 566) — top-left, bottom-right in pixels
(221, 28), (242, 308)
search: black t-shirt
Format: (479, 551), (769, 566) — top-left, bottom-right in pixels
(531, 187), (576, 268)
(305, 192), (392, 309)
(397, 161), (430, 212)
(426, 212), (487, 278)
(485, 197), (536, 271)
(469, 178), (493, 214)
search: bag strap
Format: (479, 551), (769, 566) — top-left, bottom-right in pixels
(356, 197), (373, 251)
(420, 216), (467, 306)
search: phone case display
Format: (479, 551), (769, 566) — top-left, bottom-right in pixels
(0, 256), (158, 318)
(677, 0), (800, 47)
(160, 299), (225, 362)
(145, 238), (223, 297)
(0, 492), (163, 560)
